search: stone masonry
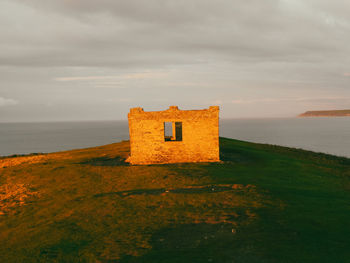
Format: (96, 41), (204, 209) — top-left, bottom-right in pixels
(127, 106), (220, 165)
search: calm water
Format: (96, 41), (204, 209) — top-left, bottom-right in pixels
(0, 118), (349, 158)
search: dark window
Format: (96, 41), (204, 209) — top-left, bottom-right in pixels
(175, 122), (182, 141)
(164, 122), (182, 141)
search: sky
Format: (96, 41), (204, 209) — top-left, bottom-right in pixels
(0, 0), (349, 122)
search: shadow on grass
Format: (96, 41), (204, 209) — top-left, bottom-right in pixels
(80, 156), (129, 166)
(93, 184), (247, 198)
(38, 220), (92, 261)
(118, 223), (260, 263)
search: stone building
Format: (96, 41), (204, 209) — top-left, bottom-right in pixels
(127, 106), (220, 165)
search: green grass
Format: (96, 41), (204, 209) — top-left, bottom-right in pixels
(0, 138), (349, 262)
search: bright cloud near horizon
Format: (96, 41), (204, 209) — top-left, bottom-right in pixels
(0, 0), (349, 122)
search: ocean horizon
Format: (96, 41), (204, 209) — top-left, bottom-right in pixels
(1, 117), (349, 158)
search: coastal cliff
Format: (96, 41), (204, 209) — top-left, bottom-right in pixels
(299, 109), (350, 117)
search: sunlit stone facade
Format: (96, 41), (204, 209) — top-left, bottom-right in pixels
(127, 106), (220, 165)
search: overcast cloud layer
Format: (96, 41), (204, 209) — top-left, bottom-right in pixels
(0, 0), (349, 122)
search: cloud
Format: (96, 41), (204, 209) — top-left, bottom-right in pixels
(230, 96), (350, 104)
(1, 0), (350, 121)
(212, 99), (223, 105)
(54, 72), (168, 81)
(2, 0), (349, 68)
(54, 76), (120, 81)
(106, 98), (132, 103)
(0, 97), (18, 106)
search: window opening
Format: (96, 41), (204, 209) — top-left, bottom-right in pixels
(164, 122), (173, 141)
(164, 122), (182, 141)
(175, 122), (182, 141)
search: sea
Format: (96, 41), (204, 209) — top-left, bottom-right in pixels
(0, 118), (349, 158)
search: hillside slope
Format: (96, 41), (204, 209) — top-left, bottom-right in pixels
(0, 138), (350, 262)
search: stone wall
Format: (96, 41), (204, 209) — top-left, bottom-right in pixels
(127, 106), (220, 165)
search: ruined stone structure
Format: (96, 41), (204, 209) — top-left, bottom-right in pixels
(127, 106), (220, 165)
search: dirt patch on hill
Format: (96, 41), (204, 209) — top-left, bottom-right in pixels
(0, 183), (39, 215)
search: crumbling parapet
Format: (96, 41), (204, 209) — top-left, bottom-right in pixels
(127, 106), (220, 165)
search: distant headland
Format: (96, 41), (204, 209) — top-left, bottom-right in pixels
(299, 109), (350, 117)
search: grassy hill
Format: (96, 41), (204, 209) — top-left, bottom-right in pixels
(1, 138), (350, 263)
